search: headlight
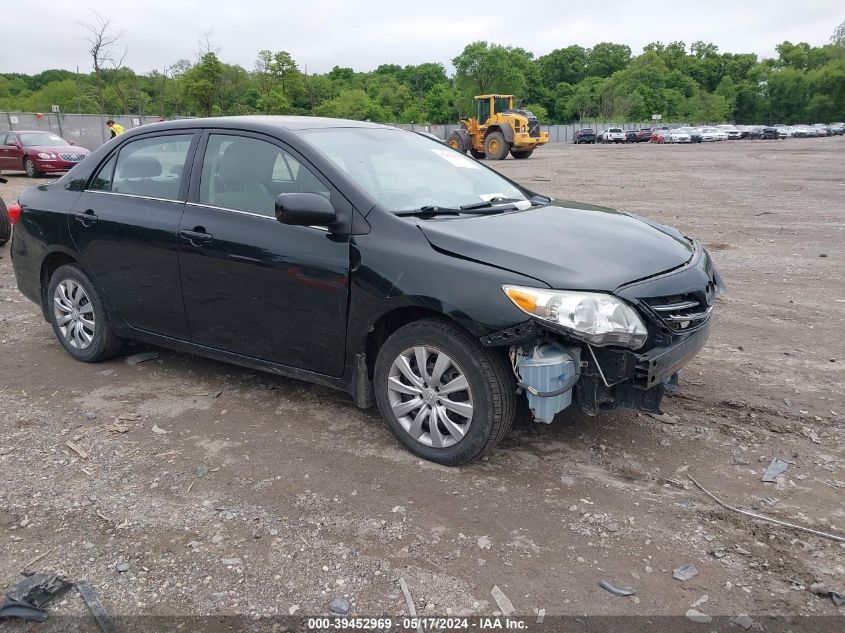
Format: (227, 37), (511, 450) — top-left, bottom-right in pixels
(503, 285), (648, 349)
(37, 152), (57, 159)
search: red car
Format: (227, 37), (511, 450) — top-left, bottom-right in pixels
(650, 129), (668, 144)
(0, 130), (91, 178)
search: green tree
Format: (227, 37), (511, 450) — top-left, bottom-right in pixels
(184, 52), (223, 116)
(423, 83), (455, 123)
(585, 43), (631, 78)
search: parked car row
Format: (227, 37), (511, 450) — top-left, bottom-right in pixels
(574, 122), (844, 145)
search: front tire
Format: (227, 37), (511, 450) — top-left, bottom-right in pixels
(374, 319), (515, 466)
(24, 158), (40, 178)
(47, 264), (124, 362)
(0, 197), (11, 246)
(483, 131), (509, 160)
(446, 132), (466, 154)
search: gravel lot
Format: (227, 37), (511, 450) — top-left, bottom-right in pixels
(1, 138), (843, 628)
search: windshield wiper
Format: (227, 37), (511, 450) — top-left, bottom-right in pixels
(459, 196), (523, 210)
(394, 206), (462, 217)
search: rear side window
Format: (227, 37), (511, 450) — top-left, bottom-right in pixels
(199, 134), (329, 217)
(107, 135), (192, 200)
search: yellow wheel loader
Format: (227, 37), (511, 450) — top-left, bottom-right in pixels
(447, 95), (549, 160)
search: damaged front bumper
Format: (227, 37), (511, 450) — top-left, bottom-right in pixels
(481, 312), (712, 420)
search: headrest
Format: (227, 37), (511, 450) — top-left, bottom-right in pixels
(119, 155), (162, 179)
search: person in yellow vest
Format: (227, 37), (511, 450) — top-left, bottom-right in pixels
(106, 119), (125, 138)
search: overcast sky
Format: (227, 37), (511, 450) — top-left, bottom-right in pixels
(2, 0), (841, 75)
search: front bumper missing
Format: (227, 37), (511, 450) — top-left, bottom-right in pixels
(483, 317), (712, 416)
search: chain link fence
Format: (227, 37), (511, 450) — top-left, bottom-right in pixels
(1, 112), (712, 151)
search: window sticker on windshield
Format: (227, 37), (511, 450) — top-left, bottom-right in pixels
(430, 148), (480, 169)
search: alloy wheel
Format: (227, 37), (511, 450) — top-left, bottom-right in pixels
(53, 279), (96, 350)
(386, 346), (474, 449)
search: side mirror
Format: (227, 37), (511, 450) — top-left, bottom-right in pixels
(275, 193), (336, 227)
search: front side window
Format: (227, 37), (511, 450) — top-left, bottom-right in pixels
(199, 134), (329, 217)
(301, 128), (527, 213)
(111, 135), (192, 200)
(494, 97), (511, 113)
(2, 133), (16, 145)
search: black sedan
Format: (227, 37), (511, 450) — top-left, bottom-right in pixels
(574, 128), (596, 144)
(749, 126), (779, 140)
(624, 130), (639, 143)
(9, 116), (723, 465)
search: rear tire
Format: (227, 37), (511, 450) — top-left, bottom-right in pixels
(47, 264), (124, 363)
(0, 197), (10, 246)
(483, 131), (509, 160)
(374, 318), (516, 466)
(446, 132), (466, 154)
(24, 158), (40, 178)
(510, 149), (534, 159)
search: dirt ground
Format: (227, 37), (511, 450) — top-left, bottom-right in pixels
(0, 138), (843, 628)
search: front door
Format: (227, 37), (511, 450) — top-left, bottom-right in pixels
(178, 132), (351, 377)
(0, 133), (21, 171)
(68, 133), (197, 338)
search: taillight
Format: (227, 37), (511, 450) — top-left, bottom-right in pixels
(7, 203), (21, 225)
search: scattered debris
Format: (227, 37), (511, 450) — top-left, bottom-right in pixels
(690, 594), (708, 608)
(490, 585), (515, 616)
(329, 597), (351, 615)
(20, 548), (54, 572)
(151, 424), (168, 435)
(221, 558), (242, 566)
(289, 605), (300, 615)
(125, 351), (159, 365)
(688, 475), (845, 543)
(196, 466), (209, 477)
(762, 457), (793, 482)
(65, 441), (89, 460)
(399, 577), (417, 617)
(536, 608), (545, 624)
(399, 577), (422, 632)
(648, 412), (678, 424)
(809, 583), (845, 606)
(114, 561), (129, 573)
(598, 580), (635, 597)
(731, 614), (753, 630)
(0, 573), (73, 622)
(477, 535), (491, 550)
(673, 563), (699, 581)
(77, 580), (119, 633)
(103, 423), (131, 434)
(685, 609), (712, 624)
(801, 427), (821, 444)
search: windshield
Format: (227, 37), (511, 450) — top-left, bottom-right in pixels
(300, 128), (527, 213)
(608, 128), (623, 133)
(19, 132), (69, 147)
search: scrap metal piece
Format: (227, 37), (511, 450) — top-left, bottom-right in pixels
(0, 573), (73, 622)
(598, 580), (636, 597)
(762, 457), (792, 482)
(77, 581), (120, 633)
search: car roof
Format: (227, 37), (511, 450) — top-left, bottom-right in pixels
(8, 130), (59, 134)
(137, 115), (389, 133)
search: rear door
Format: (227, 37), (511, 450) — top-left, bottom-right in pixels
(178, 131), (351, 376)
(68, 132), (198, 338)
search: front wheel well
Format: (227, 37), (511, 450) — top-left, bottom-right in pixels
(364, 307), (487, 379)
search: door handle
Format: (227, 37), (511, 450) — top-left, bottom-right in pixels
(179, 228), (213, 246)
(74, 210), (98, 227)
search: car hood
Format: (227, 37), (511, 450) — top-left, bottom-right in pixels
(27, 144), (88, 154)
(418, 201), (695, 291)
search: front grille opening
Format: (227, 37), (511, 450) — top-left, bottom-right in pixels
(644, 293), (712, 332)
